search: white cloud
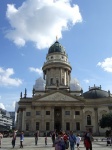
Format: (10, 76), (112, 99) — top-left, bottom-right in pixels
(5, 101), (16, 111)
(97, 57), (112, 72)
(83, 79), (90, 83)
(0, 103), (6, 110)
(29, 67), (42, 75)
(5, 0), (82, 49)
(0, 67), (22, 86)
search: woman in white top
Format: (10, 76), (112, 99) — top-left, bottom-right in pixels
(76, 134), (81, 150)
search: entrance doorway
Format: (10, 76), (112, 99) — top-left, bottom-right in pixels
(54, 107), (62, 132)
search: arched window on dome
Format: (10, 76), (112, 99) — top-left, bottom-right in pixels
(87, 115), (91, 125)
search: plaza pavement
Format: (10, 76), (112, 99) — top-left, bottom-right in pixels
(1, 136), (112, 150)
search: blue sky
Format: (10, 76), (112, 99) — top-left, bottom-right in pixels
(0, 0), (112, 111)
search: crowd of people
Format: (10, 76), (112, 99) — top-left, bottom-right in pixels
(50, 130), (92, 150)
(0, 129), (112, 149)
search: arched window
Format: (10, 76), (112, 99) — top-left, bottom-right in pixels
(87, 115), (91, 125)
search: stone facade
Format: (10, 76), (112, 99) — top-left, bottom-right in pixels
(16, 40), (112, 136)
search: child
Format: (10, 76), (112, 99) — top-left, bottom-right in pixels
(107, 137), (111, 146)
(45, 136), (47, 145)
(76, 134), (81, 150)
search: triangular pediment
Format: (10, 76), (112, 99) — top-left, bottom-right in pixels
(36, 91), (80, 102)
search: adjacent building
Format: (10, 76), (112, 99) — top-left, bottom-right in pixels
(16, 40), (112, 136)
(0, 108), (12, 131)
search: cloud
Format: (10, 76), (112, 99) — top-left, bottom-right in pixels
(29, 67), (42, 75)
(5, 0), (82, 49)
(0, 67), (22, 86)
(83, 79), (90, 83)
(0, 103), (6, 110)
(5, 101), (16, 111)
(97, 57), (112, 72)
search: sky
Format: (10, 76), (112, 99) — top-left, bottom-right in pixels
(0, 0), (112, 111)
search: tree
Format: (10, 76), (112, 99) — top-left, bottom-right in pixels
(99, 113), (112, 129)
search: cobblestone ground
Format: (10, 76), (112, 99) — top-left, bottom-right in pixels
(0, 137), (112, 150)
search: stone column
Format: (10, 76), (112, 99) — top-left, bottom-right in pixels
(62, 107), (65, 131)
(22, 109), (25, 131)
(18, 109), (23, 131)
(51, 107), (54, 131)
(65, 70), (66, 85)
(71, 107), (75, 131)
(94, 107), (99, 135)
(31, 106), (35, 132)
(80, 106), (85, 131)
(41, 107), (45, 131)
(66, 70), (68, 86)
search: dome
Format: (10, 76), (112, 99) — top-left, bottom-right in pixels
(70, 78), (82, 91)
(48, 41), (66, 54)
(83, 86), (109, 99)
(33, 77), (45, 91)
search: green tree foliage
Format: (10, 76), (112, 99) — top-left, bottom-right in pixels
(99, 113), (112, 129)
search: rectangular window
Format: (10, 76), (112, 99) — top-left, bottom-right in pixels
(26, 112), (31, 116)
(65, 111), (70, 115)
(66, 122), (70, 130)
(46, 122), (50, 130)
(75, 111), (80, 115)
(46, 111), (50, 115)
(36, 111), (40, 115)
(36, 122), (39, 130)
(76, 122), (80, 130)
(26, 123), (29, 131)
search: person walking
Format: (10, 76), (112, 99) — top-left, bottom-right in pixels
(12, 130), (18, 148)
(20, 132), (24, 148)
(45, 135), (47, 145)
(63, 131), (69, 149)
(76, 134), (81, 150)
(55, 131), (65, 150)
(84, 130), (93, 150)
(0, 132), (3, 148)
(69, 131), (76, 150)
(107, 137), (111, 146)
(34, 130), (39, 145)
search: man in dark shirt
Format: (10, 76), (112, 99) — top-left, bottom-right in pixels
(34, 131), (39, 145)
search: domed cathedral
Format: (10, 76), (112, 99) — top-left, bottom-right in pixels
(16, 40), (112, 136)
(43, 40), (72, 91)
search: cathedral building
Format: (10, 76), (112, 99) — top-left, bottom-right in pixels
(16, 40), (112, 136)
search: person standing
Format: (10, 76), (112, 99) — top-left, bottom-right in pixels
(51, 131), (56, 147)
(45, 135), (47, 145)
(12, 130), (18, 148)
(0, 132), (3, 148)
(20, 132), (24, 148)
(86, 130), (93, 150)
(69, 131), (76, 150)
(76, 134), (81, 150)
(34, 131), (39, 145)
(63, 132), (69, 149)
